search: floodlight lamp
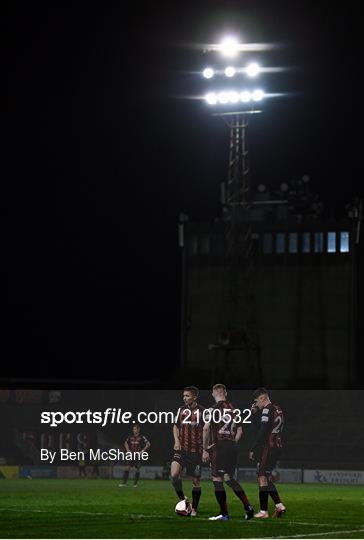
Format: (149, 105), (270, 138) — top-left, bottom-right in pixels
(203, 67), (214, 79)
(228, 91), (239, 103)
(240, 91), (251, 103)
(225, 66), (236, 78)
(220, 37), (239, 57)
(205, 92), (218, 105)
(246, 62), (261, 77)
(218, 91), (229, 104)
(252, 89), (264, 101)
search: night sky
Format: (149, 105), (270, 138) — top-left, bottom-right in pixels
(5, 2), (362, 383)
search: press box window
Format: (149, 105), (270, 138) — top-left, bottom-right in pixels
(301, 232), (311, 253)
(340, 231), (349, 253)
(314, 232), (324, 253)
(263, 233), (273, 254)
(327, 232), (336, 253)
(289, 233), (298, 254)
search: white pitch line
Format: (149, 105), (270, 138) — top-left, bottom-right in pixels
(0, 508), (340, 525)
(285, 522), (339, 527)
(0, 508), (178, 519)
(0, 507), (360, 536)
(0, 508), (115, 516)
(264, 528), (364, 539)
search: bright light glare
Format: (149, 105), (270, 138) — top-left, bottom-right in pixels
(225, 66), (236, 77)
(205, 89), (265, 105)
(252, 89), (264, 101)
(246, 62), (261, 77)
(228, 91), (239, 103)
(203, 67), (214, 79)
(205, 92), (217, 105)
(218, 92), (229, 104)
(220, 37), (239, 57)
(240, 91), (251, 102)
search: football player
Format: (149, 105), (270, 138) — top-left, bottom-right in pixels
(171, 386), (205, 516)
(249, 387), (286, 518)
(203, 384), (254, 521)
(120, 424), (150, 487)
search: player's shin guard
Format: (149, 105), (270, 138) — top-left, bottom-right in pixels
(122, 470), (129, 484)
(192, 487), (201, 510)
(134, 471), (140, 485)
(259, 486), (269, 512)
(268, 480), (281, 504)
(226, 479), (251, 510)
(172, 478), (185, 500)
(213, 481), (228, 516)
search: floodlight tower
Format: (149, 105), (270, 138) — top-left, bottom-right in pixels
(202, 40), (264, 217)
(201, 37), (266, 381)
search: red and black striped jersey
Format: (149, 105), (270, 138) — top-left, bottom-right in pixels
(208, 400), (241, 443)
(125, 434), (149, 452)
(175, 404), (205, 453)
(259, 403), (284, 450)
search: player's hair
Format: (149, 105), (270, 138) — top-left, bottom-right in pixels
(212, 383), (227, 394)
(184, 386), (199, 397)
(252, 387), (269, 399)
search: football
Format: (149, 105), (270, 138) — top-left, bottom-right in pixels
(175, 499), (192, 516)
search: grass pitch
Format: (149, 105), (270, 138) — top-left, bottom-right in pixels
(0, 479), (363, 538)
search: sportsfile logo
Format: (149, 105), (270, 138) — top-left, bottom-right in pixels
(40, 407), (252, 427)
(41, 409), (177, 427)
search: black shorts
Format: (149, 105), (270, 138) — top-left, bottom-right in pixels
(256, 447), (281, 477)
(172, 450), (202, 478)
(209, 440), (237, 477)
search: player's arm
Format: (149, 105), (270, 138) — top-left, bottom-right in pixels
(141, 436), (150, 452)
(249, 409), (270, 460)
(173, 424), (181, 450)
(202, 421), (211, 463)
(124, 438), (130, 452)
(251, 402), (259, 415)
(235, 425), (243, 443)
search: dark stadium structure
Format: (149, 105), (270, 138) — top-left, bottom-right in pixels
(178, 182), (363, 389)
(175, 42), (364, 391)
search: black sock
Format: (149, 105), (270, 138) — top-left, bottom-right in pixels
(213, 481), (228, 516)
(123, 470), (129, 484)
(192, 487), (201, 510)
(134, 471), (140, 485)
(226, 479), (251, 510)
(172, 478), (185, 500)
(259, 486), (269, 512)
(268, 480), (281, 504)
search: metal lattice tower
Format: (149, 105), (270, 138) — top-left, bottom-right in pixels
(210, 110), (262, 384)
(224, 112), (250, 210)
